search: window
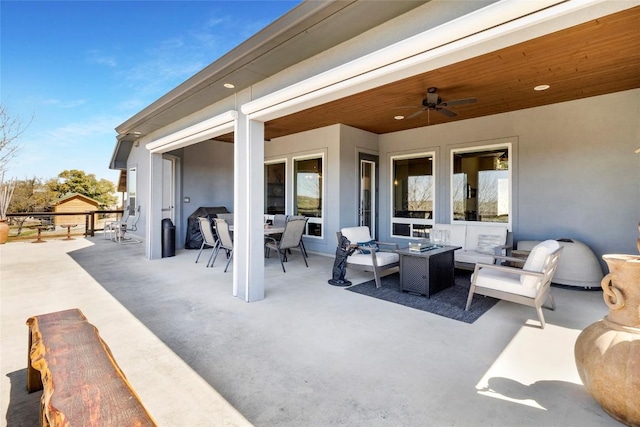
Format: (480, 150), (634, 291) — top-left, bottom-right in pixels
(391, 153), (435, 238)
(127, 166), (137, 215)
(264, 161), (286, 215)
(452, 144), (510, 224)
(294, 155), (323, 237)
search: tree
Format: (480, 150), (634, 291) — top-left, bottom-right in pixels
(47, 169), (117, 208)
(0, 104), (32, 173)
(7, 177), (58, 235)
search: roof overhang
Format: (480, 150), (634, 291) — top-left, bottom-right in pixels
(109, 133), (141, 170)
(114, 0), (430, 138)
(145, 110), (237, 154)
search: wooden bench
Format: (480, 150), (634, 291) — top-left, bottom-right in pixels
(26, 308), (157, 426)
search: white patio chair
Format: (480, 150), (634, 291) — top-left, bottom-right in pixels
(465, 239), (563, 328)
(213, 218), (234, 272)
(195, 217), (220, 267)
(104, 206), (128, 240)
(338, 226), (399, 288)
(115, 206), (141, 243)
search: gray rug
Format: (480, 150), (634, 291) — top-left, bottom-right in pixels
(346, 271), (498, 323)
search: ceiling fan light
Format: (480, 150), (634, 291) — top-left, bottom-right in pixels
(394, 115), (405, 120)
(534, 84), (550, 91)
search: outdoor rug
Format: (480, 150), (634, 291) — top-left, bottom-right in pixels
(346, 271), (499, 323)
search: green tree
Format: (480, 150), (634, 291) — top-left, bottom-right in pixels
(48, 169), (117, 208)
(8, 177), (58, 235)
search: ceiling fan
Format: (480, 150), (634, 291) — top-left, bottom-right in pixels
(405, 87), (477, 119)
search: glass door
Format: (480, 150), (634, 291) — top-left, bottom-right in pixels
(359, 153), (378, 237)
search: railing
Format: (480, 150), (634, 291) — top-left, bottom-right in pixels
(6, 210), (124, 238)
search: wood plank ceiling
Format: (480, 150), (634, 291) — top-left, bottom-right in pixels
(216, 6), (640, 143)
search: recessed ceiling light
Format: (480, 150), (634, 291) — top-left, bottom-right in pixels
(223, 83), (235, 89)
(534, 84), (550, 91)
(394, 115), (405, 120)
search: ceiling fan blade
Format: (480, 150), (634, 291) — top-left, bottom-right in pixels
(406, 108), (427, 119)
(436, 107), (457, 117)
(439, 98), (477, 107)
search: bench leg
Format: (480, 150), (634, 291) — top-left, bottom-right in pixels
(26, 326), (43, 392)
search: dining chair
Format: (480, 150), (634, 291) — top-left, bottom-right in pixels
(272, 214), (288, 228)
(286, 215), (308, 257)
(216, 213), (234, 226)
(264, 217), (308, 272)
(213, 218), (234, 272)
(195, 217), (220, 267)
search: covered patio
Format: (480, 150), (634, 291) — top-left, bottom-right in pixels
(1, 236), (616, 426)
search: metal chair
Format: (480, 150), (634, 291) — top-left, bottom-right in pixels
(115, 206), (141, 243)
(104, 206), (128, 240)
(265, 217), (308, 272)
(213, 218), (234, 272)
(195, 217), (220, 267)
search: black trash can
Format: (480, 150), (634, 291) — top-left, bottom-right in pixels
(161, 218), (176, 258)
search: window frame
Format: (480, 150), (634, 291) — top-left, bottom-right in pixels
(264, 158), (287, 218)
(293, 152), (324, 239)
(127, 166), (137, 216)
(450, 142), (512, 228)
(389, 151), (437, 239)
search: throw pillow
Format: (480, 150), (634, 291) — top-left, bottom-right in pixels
(357, 239), (379, 254)
(476, 234), (502, 254)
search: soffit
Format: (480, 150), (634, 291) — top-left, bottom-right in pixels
(209, 6), (639, 143)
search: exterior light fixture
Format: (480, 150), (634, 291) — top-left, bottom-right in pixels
(394, 115), (404, 120)
(223, 83), (235, 89)
(534, 84), (550, 91)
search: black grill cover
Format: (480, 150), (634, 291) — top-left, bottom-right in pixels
(184, 206), (229, 249)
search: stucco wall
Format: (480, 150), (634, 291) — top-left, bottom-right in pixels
(379, 89), (640, 266)
(181, 140), (234, 213)
(266, 125), (340, 255)
(125, 142), (150, 241)
(338, 125), (379, 231)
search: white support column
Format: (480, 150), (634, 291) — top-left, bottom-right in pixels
(146, 152), (164, 260)
(233, 111), (265, 302)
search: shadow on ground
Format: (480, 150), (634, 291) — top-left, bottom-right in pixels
(5, 370), (40, 427)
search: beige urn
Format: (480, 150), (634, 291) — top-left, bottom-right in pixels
(574, 254), (640, 426)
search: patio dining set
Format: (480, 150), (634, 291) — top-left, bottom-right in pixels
(195, 213), (309, 273)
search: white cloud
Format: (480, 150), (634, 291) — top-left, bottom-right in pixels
(87, 50), (118, 68)
(39, 115), (121, 146)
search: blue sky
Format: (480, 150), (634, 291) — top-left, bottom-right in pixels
(1, 0), (301, 183)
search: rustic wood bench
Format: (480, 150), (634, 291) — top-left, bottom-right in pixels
(26, 308), (157, 426)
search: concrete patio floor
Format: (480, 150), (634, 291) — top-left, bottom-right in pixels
(0, 234), (619, 426)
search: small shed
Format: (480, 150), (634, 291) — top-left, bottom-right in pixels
(54, 193), (100, 227)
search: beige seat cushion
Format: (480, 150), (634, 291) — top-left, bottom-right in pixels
(475, 268), (537, 298)
(346, 251), (399, 266)
(456, 250), (495, 265)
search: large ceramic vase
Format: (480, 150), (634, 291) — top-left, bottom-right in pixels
(0, 219), (9, 244)
(574, 254), (640, 426)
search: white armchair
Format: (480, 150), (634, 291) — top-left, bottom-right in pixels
(338, 226), (399, 288)
(465, 239), (563, 328)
